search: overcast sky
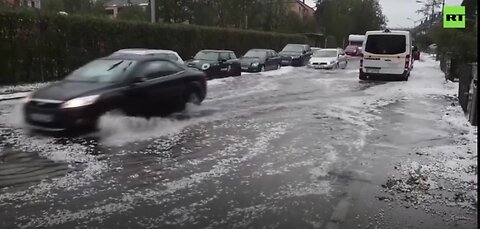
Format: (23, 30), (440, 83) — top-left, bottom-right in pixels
(304, 0), (463, 28)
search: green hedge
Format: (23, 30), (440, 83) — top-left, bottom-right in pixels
(0, 11), (308, 85)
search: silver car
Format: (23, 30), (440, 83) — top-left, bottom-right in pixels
(110, 48), (185, 65)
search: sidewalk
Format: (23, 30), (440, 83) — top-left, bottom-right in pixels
(0, 82), (52, 102)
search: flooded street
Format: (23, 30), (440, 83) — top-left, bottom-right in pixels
(0, 56), (477, 229)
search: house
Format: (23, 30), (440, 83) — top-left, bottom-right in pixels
(104, 0), (149, 18)
(5, 0), (42, 8)
(288, 0), (315, 21)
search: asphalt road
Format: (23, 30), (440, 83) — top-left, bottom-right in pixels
(0, 57), (477, 229)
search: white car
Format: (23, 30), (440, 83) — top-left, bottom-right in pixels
(110, 49), (185, 65)
(360, 29), (412, 81)
(308, 48), (348, 69)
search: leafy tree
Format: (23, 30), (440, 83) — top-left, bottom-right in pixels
(117, 5), (148, 21)
(315, 0), (386, 47)
(42, 0), (107, 16)
(42, 0), (65, 12)
(415, 0), (442, 23)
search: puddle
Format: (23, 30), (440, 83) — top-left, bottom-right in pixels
(0, 149), (70, 188)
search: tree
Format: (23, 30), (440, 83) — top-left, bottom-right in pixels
(415, 0), (442, 23)
(42, 0), (107, 16)
(43, 0), (65, 12)
(117, 5), (148, 21)
(315, 0), (386, 46)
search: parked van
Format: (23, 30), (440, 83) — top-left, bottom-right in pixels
(359, 29), (412, 81)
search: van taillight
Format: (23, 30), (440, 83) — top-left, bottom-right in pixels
(405, 55), (410, 68)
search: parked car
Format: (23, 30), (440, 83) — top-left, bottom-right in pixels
(239, 49), (282, 72)
(360, 29), (412, 81)
(308, 48), (348, 69)
(23, 55), (207, 132)
(186, 50), (241, 79)
(344, 45), (361, 56)
(110, 48), (185, 65)
(278, 44), (313, 66)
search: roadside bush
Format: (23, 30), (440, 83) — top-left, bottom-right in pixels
(0, 11), (307, 85)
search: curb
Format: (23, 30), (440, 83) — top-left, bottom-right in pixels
(0, 92), (30, 102)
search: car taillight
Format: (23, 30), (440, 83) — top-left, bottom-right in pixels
(360, 54), (363, 68)
(405, 55), (410, 68)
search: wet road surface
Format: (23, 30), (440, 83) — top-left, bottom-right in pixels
(0, 56), (477, 228)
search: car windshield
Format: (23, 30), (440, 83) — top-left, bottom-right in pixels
(313, 50), (337, 57)
(365, 35), (406, 54)
(65, 59), (136, 83)
(281, 45), (304, 53)
(194, 51), (220, 60)
(243, 50), (267, 59)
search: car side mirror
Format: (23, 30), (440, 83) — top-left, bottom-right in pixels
(219, 58), (227, 63)
(302, 50), (307, 54)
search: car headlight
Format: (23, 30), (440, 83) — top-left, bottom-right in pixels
(61, 95), (99, 109)
(201, 63), (210, 70)
(251, 62), (259, 67)
(22, 94), (32, 103)
(330, 61), (336, 64)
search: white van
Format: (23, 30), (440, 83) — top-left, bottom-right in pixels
(359, 29), (412, 81)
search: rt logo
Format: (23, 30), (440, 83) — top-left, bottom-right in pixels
(443, 6), (465, 28)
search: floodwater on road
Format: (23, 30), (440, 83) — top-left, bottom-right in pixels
(0, 56), (477, 229)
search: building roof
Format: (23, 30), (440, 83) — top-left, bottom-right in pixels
(104, 0), (149, 7)
(294, 0), (315, 12)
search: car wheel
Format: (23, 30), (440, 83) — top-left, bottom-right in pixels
(187, 89), (202, 105)
(260, 65), (265, 72)
(233, 66), (242, 76)
(359, 73), (367, 80)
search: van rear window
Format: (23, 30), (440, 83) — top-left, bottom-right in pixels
(365, 35), (406, 55)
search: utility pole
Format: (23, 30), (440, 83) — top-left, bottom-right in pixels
(244, 0), (248, 29)
(431, 0), (435, 27)
(150, 0), (156, 23)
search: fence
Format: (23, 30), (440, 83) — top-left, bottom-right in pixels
(439, 53), (477, 126)
(466, 63), (477, 126)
